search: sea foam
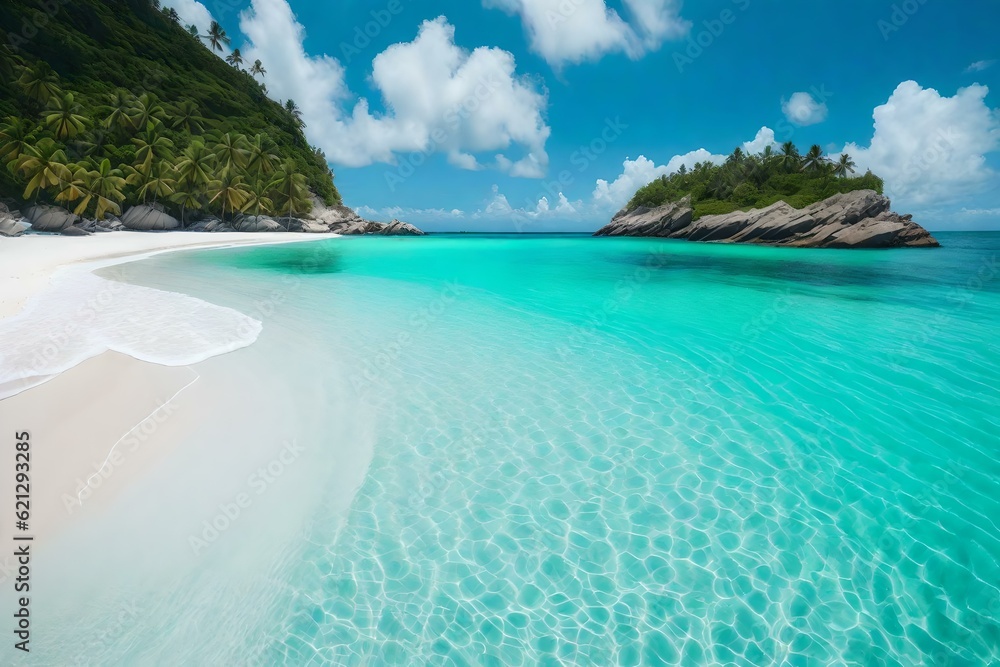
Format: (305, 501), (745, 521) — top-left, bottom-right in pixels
(0, 267), (261, 399)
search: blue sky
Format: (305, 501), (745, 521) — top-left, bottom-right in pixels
(169, 0), (1000, 231)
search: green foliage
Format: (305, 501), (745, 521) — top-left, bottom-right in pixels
(0, 0), (340, 206)
(627, 142), (884, 219)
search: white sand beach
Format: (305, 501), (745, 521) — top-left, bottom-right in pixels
(0, 231), (337, 541)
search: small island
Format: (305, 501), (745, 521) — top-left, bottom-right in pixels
(596, 143), (939, 248)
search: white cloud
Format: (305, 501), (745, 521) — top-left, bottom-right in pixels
(592, 148), (728, 211)
(966, 60), (996, 73)
(162, 0), (214, 31)
(782, 91), (829, 127)
(448, 152), (483, 170)
(240, 3), (550, 174)
(592, 156), (669, 209)
(742, 126), (778, 154)
(484, 0), (690, 67)
(960, 207), (1000, 215)
(840, 81), (1000, 205)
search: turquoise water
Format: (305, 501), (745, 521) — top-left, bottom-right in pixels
(84, 234), (1000, 664)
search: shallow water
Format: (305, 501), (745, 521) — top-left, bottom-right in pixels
(32, 233), (1000, 664)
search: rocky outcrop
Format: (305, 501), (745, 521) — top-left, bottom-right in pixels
(61, 225), (92, 236)
(78, 216), (126, 233)
(24, 205), (78, 232)
(378, 219), (425, 236)
(186, 217), (235, 233)
(0, 203), (29, 236)
(306, 197), (425, 236)
(232, 214), (286, 233)
(594, 190), (939, 249)
(596, 196), (694, 237)
(121, 204), (180, 230)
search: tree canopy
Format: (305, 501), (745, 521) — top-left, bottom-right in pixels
(0, 0), (339, 210)
(627, 142), (884, 219)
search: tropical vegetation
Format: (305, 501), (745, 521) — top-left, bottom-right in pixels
(0, 0), (340, 222)
(627, 141), (883, 219)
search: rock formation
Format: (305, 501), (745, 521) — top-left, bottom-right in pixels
(121, 204), (180, 231)
(24, 205), (78, 232)
(0, 203), (28, 237)
(232, 215), (286, 233)
(305, 197), (426, 236)
(594, 190), (939, 248)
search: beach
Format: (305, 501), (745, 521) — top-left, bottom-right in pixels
(0, 231), (337, 541)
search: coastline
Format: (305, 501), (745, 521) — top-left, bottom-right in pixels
(0, 231), (339, 320)
(0, 231), (338, 542)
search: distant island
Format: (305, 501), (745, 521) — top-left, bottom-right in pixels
(0, 0), (423, 237)
(597, 143), (939, 248)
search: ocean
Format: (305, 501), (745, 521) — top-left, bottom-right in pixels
(23, 232), (1000, 665)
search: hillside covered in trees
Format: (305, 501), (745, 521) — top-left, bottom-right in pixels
(628, 142), (884, 220)
(0, 0), (340, 225)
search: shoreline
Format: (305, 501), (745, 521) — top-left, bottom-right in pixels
(0, 231), (339, 543)
(0, 230), (339, 320)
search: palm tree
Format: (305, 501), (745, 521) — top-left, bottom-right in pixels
(15, 138), (72, 202)
(226, 49), (244, 68)
(44, 92), (88, 140)
(187, 24), (199, 38)
(64, 159), (127, 219)
(777, 141), (801, 172)
(103, 90), (137, 135)
(269, 159), (309, 229)
(128, 93), (168, 133)
(834, 153), (857, 178)
(241, 186), (274, 217)
(246, 133), (279, 182)
(212, 132), (249, 176)
(204, 21), (230, 52)
(0, 45), (24, 83)
(250, 59), (267, 78)
(803, 145), (827, 173)
(171, 99), (208, 134)
(760, 145), (775, 165)
(132, 127), (175, 175)
(172, 140), (216, 225)
(208, 173), (250, 220)
(18, 62), (61, 107)
(284, 99), (304, 128)
(131, 161), (176, 205)
(0, 116), (36, 168)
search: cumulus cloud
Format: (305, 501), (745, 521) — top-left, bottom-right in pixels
(742, 127), (779, 154)
(592, 148), (727, 210)
(240, 2), (549, 175)
(484, 0), (690, 66)
(162, 0), (214, 32)
(782, 91), (829, 127)
(840, 81), (1000, 205)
